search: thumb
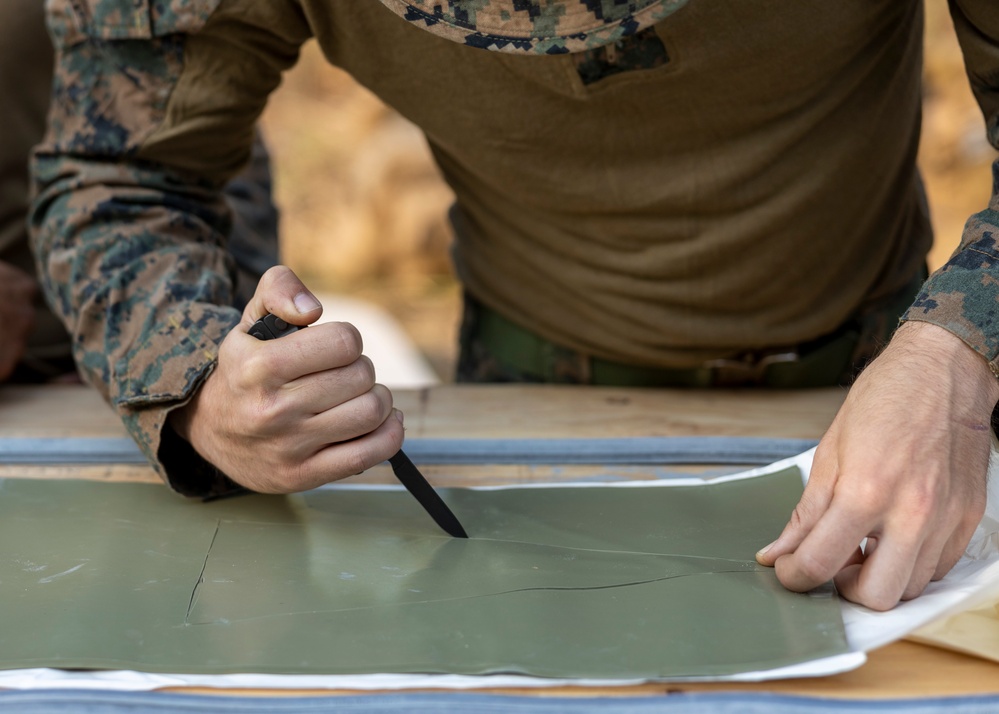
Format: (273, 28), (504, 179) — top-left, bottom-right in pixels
(241, 265), (323, 328)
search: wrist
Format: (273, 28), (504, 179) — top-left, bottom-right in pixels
(166, 368), (215, 444)
(167, 397), (197, 442)
(160, 372), (241, 498)
(892, 320), (999, 407)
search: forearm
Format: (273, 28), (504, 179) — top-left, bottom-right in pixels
(901, 162), (999, 384)
(225, 130), (281, 310)
(30, 154), (242, 491)
(30, 0), (301, 494)
(911, 1), (999, 380)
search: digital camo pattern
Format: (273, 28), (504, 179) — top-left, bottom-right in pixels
(31, 152), (242, 495)
(903, 160), (999, 377)
(904, 0), (999, 375)
(378, 0), (689, 53)
(29, 0), (999, 497)
(225, 132), (281, 310)
(915, 0), (999, 381)
(572, 26), (670, 85)
(32, 0), (241, 496)
(47, 0), (221, 45)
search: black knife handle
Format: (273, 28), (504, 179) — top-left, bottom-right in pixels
(249, 314), (302, 341)
(249, 313), (469, 538)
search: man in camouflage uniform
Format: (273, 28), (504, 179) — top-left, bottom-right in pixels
(0, 0), (279, 383)
(30, 0), (999, 611)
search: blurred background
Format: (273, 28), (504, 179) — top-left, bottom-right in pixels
(258, 0), (996, 384)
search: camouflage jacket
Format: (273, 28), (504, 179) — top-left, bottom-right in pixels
(30, 0), (999, 497)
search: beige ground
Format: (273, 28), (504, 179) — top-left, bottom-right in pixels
(259, 1), (996, 381)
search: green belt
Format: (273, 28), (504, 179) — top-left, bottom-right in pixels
(471, 276), (924, 389)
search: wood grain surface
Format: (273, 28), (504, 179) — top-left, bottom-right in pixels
(2, 383), (997, 699)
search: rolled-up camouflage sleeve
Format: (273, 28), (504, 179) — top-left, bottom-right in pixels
(902, 0), (999, 381)
(29, 0), (308, 496)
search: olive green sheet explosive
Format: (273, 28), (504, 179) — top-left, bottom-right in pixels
(0, 469), (849, 678)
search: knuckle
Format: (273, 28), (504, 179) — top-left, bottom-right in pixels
(812, 438), (836, 466)
(861, 589), (901, 612)
(851, 566), (909, 611)
(789, 552), (831, 585)
(954, 487), (987, 526)
(356, 355), (376, 385)
(260, 265), (292, 290)
(894, 480), (955, 535)
(336, 449), (373, 481)
(273, 461), (315, 493)
(787, 500), (816, 531)
(331, 322), (363, 359)
(901, 481), (941, 519)
(354, 390), (387, 426)
(901, 580), (929, 602)
(240, 347), (281, 385)
(932, 555), (959, 581)
(847, 479), (890, 512)
(334, 357), (375, 393)
(388, 424), (405, 452)
(371, 382), (393, 407)
(788, 505), (806, 529)
(349, 451), (375, 478)
(242, 389), (287, 434)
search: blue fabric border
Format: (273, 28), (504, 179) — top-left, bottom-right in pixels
(1, 690), (998, 713)
(0, 436), (817, 466)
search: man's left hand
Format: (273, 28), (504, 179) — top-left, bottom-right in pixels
(756, 321), (999, 610)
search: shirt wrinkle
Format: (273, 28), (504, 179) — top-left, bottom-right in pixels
(28, 0), (999, 491)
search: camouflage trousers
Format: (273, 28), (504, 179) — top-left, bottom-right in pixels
(456, 271), (927, 389)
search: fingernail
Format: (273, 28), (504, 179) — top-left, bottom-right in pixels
(756, 540), (776, 558)
(294, 291), (321, 314)
(393, 409), (405, 426)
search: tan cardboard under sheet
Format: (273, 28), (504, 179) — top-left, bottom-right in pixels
(910, 599), (999, 663)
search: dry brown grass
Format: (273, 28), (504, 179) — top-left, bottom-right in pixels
(260, 43), (460, 379)
(259, 1), (996, 381)
(921, 0), (996, 269)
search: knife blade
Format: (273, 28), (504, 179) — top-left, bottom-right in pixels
(388, 449), (468, 538)
(249, 313), (468, 538)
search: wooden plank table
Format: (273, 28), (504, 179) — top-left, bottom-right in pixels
(1, 383), (997, 700)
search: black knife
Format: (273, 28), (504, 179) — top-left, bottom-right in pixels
(249, 313), (468, 538)
(387, 449), (467, 538)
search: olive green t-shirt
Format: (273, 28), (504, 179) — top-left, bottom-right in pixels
(39, 0), (999, 491)
(143, 0), (930, 367)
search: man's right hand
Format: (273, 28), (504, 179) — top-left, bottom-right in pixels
(169, 266), (405, 493)
(0, 261), (38, 382)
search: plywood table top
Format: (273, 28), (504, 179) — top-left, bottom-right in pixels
(1, 383), (996, 700)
